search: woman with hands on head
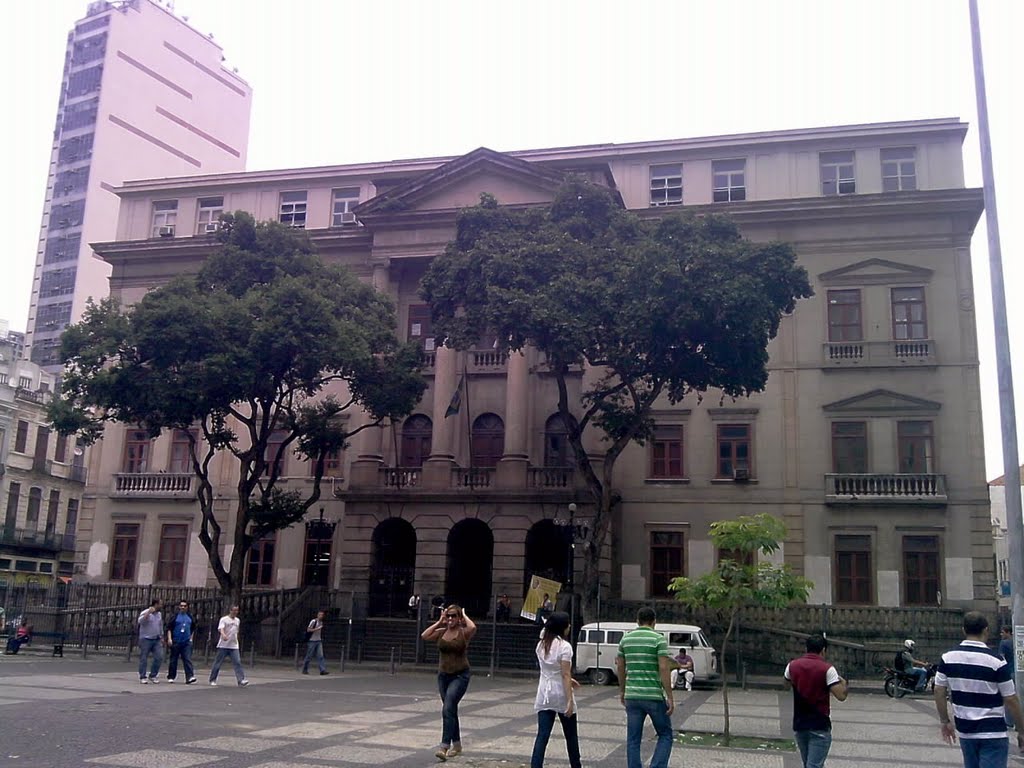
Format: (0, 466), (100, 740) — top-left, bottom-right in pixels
(421, 603), (477, 761)
(531, 611), (582, 768)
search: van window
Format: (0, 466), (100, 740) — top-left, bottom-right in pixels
(668, 632), (694, 646)
(586, 630), (603, 643)
(607, 630), (624, 644)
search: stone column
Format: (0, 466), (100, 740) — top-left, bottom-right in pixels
(497, 349), (529, 488)
(422, 345), (458, 488)
(349, 262), (391, 487)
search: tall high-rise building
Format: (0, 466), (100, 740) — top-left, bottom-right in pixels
(24, 0), (251, 369)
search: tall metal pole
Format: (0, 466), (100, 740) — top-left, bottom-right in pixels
(969, 0), (1024, 694)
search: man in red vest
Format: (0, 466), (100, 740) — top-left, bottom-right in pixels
(784, 634), (849, 768)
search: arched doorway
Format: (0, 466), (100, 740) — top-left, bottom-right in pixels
(400, 414), (432, 467)
(369, 518), (417, 617)
(524, 519), (570, 597)
(445, 519), (493, 617)
(471, 413), (504, 467)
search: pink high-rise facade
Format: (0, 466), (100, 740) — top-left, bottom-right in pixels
(24, 0), (251, 369)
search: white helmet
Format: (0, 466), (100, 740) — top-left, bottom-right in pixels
(904, 639), (916, 651)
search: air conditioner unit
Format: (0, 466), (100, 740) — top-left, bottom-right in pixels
(203, 223), (220, 233)
(158, 226), (175, 237)
(733, 467), (750, 482)
(340, 211), (357, 225)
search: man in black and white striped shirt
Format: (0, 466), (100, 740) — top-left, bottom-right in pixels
(934, 611), (1024, 768)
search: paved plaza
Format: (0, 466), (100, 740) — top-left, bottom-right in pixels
(0, 654), (1019, 768)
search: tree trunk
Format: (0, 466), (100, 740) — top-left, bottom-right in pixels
(721, 611), (736, 741)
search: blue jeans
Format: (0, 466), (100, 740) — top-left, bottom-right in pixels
(209, 648), (246, 684)
(137, 637), (163, 679)
(532, 709), (581, 768)
(959, 737), (1009, 768)
(625, 699), (674, 768)
(795, 729), (833, 768)
(167, 641), (194, 680)
(303, 640), (326, 673)
(907, 666), (928, 691)
(437, 669), (471, 746)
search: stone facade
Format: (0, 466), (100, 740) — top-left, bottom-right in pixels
(80, 118), (991, 616)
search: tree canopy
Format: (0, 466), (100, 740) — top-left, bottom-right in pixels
(50, 212), (426, 602)
(420, 179), (812, 620)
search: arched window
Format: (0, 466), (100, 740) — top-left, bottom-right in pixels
(471, 413), (504, 468)
(401, 415), (432, 467)
(543, 413), (573, 467)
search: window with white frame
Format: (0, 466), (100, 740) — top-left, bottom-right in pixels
(331, 187), (360, 226)
(196, 196), (224, 233)
(649, 164), (683, 207)
(820, 151), (855, 195)
(150, 200), (178, 237)
(881, 147), (916, 192)
(712, 159), (746, 202)
(279, 191), (307, 228)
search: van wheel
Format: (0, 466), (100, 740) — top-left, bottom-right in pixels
(591, 668), (615, 686)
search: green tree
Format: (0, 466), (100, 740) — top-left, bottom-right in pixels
(420, 179), (812, 621)
(670, 514), (812, 741)
(50, 212), (426, 606)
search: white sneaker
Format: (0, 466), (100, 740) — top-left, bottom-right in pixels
(239, 679), (250, 687)
(139, 678), (148, 684)
(209, 681), (217, 686)
(685, 683), (692, 691)
(148, 677), (159, 684)
(166, 678), (175, 684)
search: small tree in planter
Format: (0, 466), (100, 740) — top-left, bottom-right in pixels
(669, 514), (812, 741)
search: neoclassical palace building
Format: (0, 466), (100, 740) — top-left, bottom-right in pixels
(78, 118), (992, 616)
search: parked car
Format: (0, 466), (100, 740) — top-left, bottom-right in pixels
(575, 621), (718, 686)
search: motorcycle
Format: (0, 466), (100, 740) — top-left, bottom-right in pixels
(883, 664), (937, 698)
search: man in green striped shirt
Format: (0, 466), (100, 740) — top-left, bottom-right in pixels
(616, 607), (675, 768)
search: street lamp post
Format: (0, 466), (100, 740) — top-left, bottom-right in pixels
(305, 506), (337, 588)
(553, 502), (590, 608)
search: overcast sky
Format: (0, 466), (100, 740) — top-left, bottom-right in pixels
(2, 0), (1022, 479)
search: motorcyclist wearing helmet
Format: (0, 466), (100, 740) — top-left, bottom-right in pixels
(896, 639), (929, 692)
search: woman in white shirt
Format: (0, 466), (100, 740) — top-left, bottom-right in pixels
(531, 611), (582, 768)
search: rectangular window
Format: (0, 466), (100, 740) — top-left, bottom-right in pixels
(54, 433), (68, 464)
(903, 535), (939, 606)
(49, 199), (86, 231)
(44, 233), (81, 265)
(151, 200), (178, 237)
(156, 523), (188, 583)
(310, 449), (343, 478)
(820, 150), (856, 195)
(650, 531), (685, 597)
(835, 534), (873, 604)
(650, 425), (684, 478)
(19, 376), (33, 390)
(196, 196), (224, 233)
(279, 191), (307, 228)
(331, 187), (360, 226)
(827, 289), (862, 342)
(54, 167), (91, 199)
(831, 422), (867, 473)
(649, 164), (683, 207)
(718, 547), (755, 566)
(63, 498), (79, 550)
(35, 301), (73, 331)
(891, 287), (927, 340)
(716, 424), (752, 478)
(168, 429), (195, 473)
(898, 421), (934, 473)
(246, 535), (276, 586)
(40, 266), (77, 299)
(712, 158), (746, 202)
(408, 304), (434, 351)
(264, 430), (289, 476)
(45, 490), (60, 535)
(110, 523), (140, 581)
(122, 429), (151, 473)
(26, 487), (42, 528)
(14, 420), (28, 452)
(4, 482), (21, 530)
(57, 133), (94, 164)
(881, 147), (917, 192)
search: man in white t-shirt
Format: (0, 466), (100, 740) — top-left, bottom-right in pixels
(208, 605), (249, 687)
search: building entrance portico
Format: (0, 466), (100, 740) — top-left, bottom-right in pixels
(524, 519), (570, 596)
(369, 518), (416, 617)
(445, 518), (493, 617)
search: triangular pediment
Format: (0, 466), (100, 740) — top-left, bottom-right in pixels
(823, 389), (941, 414)
(818, 258), (933, 286)
(357, 148), (575, 216)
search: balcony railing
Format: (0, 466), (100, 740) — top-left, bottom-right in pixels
(452, 466), (495, 489)
(112, 472), (195, 498)
(468, 349), (508, 374)
(379, 466), (422, 488)
(45, 460), (88, 484)
(822, 340), (936, 368)
(0, 527), (62, 551)
(825, 473), (947, 504)
(528, 466), (575, 488)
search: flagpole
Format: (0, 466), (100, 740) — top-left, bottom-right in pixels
(464, 350), (473, 469)
(969, 0), (1023, 696)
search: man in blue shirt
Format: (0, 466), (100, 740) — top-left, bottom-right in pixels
(164, 600), (197, 684)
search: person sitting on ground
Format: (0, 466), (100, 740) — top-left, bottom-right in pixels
(5, 619), (32, 655)
(496, 594), (511, 623)
(896, 639), (929, 692)
(671, 648), (695, 691)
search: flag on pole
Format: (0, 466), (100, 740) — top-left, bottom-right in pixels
(445, 374), (464, 418)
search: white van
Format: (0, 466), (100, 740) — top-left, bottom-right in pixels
(575, 622), (718, 686)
